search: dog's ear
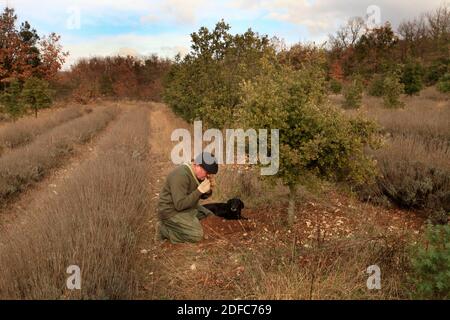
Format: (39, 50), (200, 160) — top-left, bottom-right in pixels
(239, 199), (245, 209)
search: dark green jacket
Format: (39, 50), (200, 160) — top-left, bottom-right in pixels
(158, 164), (202, 220)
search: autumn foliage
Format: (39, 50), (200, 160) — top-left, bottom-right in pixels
(53, 55), (171, 103)
(0, 7), (67, 86)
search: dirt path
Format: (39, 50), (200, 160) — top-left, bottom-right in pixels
(136, 103), (175, 297)
(0, 105), (127, 231)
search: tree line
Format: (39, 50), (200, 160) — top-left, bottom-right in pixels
(53, 54), (171, 103)
(327, 4), (450, 106)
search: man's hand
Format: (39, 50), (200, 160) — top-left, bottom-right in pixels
(197, 178), (211, 194)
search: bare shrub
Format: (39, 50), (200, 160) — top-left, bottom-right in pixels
(363, 135), (449, 222)
(345, 99), (449, 221)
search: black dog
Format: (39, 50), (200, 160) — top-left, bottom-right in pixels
(203, 198), (246, 220)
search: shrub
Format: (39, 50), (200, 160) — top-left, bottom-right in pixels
(383, 72), (404, 108)
(0, 79), (25, 121)
(368, 74), (385, 97)
(379, 159), (449, 213)
(437, 73), (450, 93)
(329, 79), (343, 94)
(401, 61), (423, 95)
(342, 76), (364, 109)
(21, 77), (53, 118)
(365, 135), (450, 220)
(237, 60), (380, 224)
(425, 58), (450, 85)
(410, 224), (450, 299)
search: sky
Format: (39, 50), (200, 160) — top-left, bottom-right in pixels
(1, 0), (447, 69)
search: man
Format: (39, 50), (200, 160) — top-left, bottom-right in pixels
(157, 152), (218, 243)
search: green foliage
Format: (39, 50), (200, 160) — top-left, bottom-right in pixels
(401, 61), (424, 95)
(437, 73), (450, 93)
(410, 224), (450, 299)
(425, 58), (450, 85)
(236, 60), (380, 188)
(0, 79), (25, 121)
(163, 20), (275, 128)
(383, 72), (405, 108)
(165, 21), (383, 225)
(21, 77), (53, 117)
(368, 74), (385, 97)
(19, 21), (41, 68)
(329, 79), (342, 94)
(353, 23), (398, 76)
(165, 20), (380, 193)
(342, 76), (364, 109)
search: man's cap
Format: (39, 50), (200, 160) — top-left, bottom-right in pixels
(194, 152), (218, 174)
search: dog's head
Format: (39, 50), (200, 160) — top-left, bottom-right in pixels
(227, 198), (244, 213)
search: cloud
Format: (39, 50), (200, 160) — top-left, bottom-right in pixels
(232, 0), (446, 37)
(117, 47), (139, 57)
(160, 0), (206, 24)
(9, 0), (207, 28)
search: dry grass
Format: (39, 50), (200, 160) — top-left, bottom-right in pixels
(347, 99), (450, 143)
(375, 135), (450, 173)
(341, 91), (450, 221)
(234, 234), (411, 299)
(150, 181), (419, 300)
(0, 106), (85, 153)
(147, 102), (190, 158)
(418, 86), (450, 101)
(0, 106), (118, 204)
(0, 106), (151, 299)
